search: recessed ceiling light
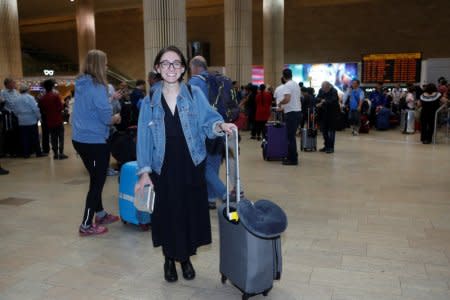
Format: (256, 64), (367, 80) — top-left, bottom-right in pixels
(70, 0), (75, 2)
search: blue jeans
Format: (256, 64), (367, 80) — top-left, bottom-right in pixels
(285, 111), (301, 163)
(205, 153), (226, 203)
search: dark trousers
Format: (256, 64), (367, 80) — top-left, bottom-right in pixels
(19, 124), (42, 157)
(285, 111), (301, 163)
(72, 141), (110, 227)
(322, 127), (336, 150)
(41, 118), (50, 153)
(254, 121), (267, 139)
(420, 108), (436, 143)
(49, 125), (64, 155)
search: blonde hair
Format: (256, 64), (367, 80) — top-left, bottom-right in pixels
(81, 49), (108, 86)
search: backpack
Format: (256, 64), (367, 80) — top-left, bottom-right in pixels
(117, 99), (139, 131)
(196, 72), (239, 122)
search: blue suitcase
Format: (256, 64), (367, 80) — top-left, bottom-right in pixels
(118, 161), (151, 226)
(376, 107), (391, 130)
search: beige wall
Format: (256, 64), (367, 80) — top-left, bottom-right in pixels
(96, 8), (145, 79)
(285, 0), (450, 64)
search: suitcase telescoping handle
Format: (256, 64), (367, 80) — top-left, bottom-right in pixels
(224, 127), (240, 220)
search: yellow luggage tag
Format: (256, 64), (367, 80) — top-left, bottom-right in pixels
(229, 211), (239, 222)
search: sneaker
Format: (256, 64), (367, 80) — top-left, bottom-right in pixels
(282, 160), (298, 166)
(79, 224), (108, 236)
(58, 154), (69, 160)
(95, 213), (120, 225)
(208, 202), (217, 210)
(107, 167), (118, 176)
(139, 223), (151, 231)
(0, 167), (9, 175)
(229, 189), (245, 202)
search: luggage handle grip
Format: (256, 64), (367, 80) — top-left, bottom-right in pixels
(224, 127), (240, 220)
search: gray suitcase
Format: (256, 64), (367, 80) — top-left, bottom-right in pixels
(300, 108), (317, 151)
(218, 128), (284, 300)
(401, 109), (415, 134)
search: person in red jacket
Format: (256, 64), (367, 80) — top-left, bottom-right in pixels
(39, 79), (68, 159)
(254, 84), (272, 140)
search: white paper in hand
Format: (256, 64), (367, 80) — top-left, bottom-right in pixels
(134, 184), (155, 213)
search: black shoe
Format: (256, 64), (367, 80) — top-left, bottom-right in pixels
(0, 167), (9, 175)
(181, 259), (196, 280)
(164, 258), (178, 282)
(58, 154), (69, 160)
(208, 202), (216, 210)
(250, 136), (256, 140)
(319, 147), (327, 152)
(282, 160), (298, 166)
(36, 153), (48, 157)
(326, 149), (334, 154)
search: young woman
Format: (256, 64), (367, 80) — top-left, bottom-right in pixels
(135, 46), (235, 283)
(72, 50), (122, 236)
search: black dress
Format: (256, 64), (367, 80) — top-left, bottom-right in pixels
(150, 96), (211, 261)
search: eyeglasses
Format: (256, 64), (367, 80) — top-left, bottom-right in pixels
(159, 60), (183, 70)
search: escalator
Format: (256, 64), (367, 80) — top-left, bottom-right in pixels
(22, 47), (135, 88)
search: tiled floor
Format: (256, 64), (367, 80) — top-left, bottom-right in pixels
(0, 127), (449, 300)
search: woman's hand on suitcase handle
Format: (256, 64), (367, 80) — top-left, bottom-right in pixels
(217, 122), (237, 135)
(135, 173), (153, 195)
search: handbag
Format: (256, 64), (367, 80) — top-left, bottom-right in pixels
(134, 184), (155, 213)
(234, 111), (248, 130)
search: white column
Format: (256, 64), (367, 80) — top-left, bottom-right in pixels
(143, 0), (187, 77)
(0, 0), (23, 79)
(263, 0), (284, 88)
(76, 0), (96, 70)
(224, 0), (252, 84)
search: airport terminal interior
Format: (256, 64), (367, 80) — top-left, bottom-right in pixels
(1, 0), (450, 299)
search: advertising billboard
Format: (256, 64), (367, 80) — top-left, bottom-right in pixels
(285, 63), (358, 93)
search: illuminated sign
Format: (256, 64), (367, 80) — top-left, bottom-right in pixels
(362, 53), (421, 83)
(43, 69), (55, 76)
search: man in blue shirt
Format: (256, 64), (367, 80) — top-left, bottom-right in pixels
(189, 56), (225, 210)
(369, 82), (387, 127)
(345, 79), (364, 135)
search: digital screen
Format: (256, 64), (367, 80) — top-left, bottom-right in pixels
(251, 65), (264, 85)
(285, 63), (358, 94)
(362, 53), (421, 83)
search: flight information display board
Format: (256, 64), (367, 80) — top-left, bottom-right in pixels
(362, 53), (421, 83)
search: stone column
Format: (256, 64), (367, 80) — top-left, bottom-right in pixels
(263, 0), (284, 88)
(224, 0), (252, 84)
(76, 0), (96, 70)
(0, 0), (23, 79)
(143, 0), (187, 78)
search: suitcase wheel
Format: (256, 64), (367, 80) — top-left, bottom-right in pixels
(121, 220), (128, 225)
(242, 294), (250, 300)
(221, 274), (227, 284)
(263, 287), (272, 296)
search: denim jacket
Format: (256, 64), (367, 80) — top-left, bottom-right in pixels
(136, 82), (224, 175)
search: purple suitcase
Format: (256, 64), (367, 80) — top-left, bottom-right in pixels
(262, 122), (288, 161)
